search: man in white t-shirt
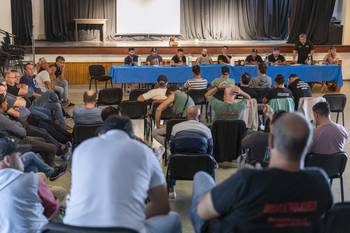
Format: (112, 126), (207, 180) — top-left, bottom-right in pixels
(64, 116), (181, 233)
(137, 75), (168, 103)
(36, 58), (51, 93)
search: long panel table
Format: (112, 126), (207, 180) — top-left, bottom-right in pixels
(109, 64), (343, 87)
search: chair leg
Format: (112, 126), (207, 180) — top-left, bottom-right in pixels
(340, 176), (344, 202)
(336, 112), (339, 123)
(110, 79), (113, 88)
(342, 111), (345, 127)
(104, 81), (107, 89)
(94, 79), (98, 92)
(89, 79), (92, 90)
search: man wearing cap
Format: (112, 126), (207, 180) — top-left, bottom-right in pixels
(266, 48), (286, 65)
(210, 66), (235, 88)
(124, 48), (139, 66)
(137, 75), (168, 103)
(0, 136), (60, 233)
(146, 48), (163, 66)
(245, 49), (263, 65)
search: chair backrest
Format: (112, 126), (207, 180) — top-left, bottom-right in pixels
(165, 118), (187, 143)
(305, 152), (348, 179)
(129, 89), (149, 101)
(151, 103), (177, 120)
(119, 101), (147, 119)
(323, 94), (347, 113)
(322, 202), (350, 233)
(268, 98), (295, 113)
(297, 96), (326, 122)
(41, 222), (139, 233)
(73, 124), (102, 148)
(252, 88), (272, 104)
(187, 89), (207, 105)
(97, 88), (123, 106)
(211, 120), (247, 162)
(89, 65), (106, 77)
(167, 154), (216, 180)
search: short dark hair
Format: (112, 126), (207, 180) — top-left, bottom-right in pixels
(24, 63), (33, 71)
(165, 86), (178, 96)
(275, 74), (285, 85)
(55, 56), (65, 62)
(192, 65), (201, 75)
(241, 72), (251, 85)
(128, 47), (135, 51)
(83, 91), (97, 103)
(288, 74), (298, 79)
(223, 46), (228, 49)
(221, 66), (230, 75)
(312, 102), (330, 117)
(258, 63), (267, 74)
(98, 115), (134, 138)
(177, 48), (184, 52)
(101, 106), (119, 121)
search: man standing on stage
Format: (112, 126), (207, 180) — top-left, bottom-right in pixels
(292, 34), (315, 64)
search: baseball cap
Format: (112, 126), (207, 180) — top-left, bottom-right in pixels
(157, 75), (168, 84)
(0, 137), (30, 160)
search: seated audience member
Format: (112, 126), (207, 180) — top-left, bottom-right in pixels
(5, 70), (28, 97)
(211, 66), (235, 88)
(73, 90), (102, 125)
(310, 102), (348, 154)
(153, 87), (195, 145)
(263, 74), (293, 103)
(190, 113), (333, 233)
(249, 63), (272, 88)
(217, 46), (231, 64)
(36, 57), (52, 93)
(323, 46), (339, 64)
(170, 48), (187, 66)
(54, 56), (72, 105)
(146, 48), (163, 66)
(184, 65), (208, 90)
(124, 47), (139, 66)
(0, 137), (60, 233)
(288, 74), (312, 108)
(64, 116), (181, 233)
(238, 73), (258, 100)
(196, 49), (213, 65)
(266, 48), (286, 65)
(137, 75), (168, 103)
(205, 85), (250, 121)
(245, 49), (263, 65)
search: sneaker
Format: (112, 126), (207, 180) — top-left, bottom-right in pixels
(49, 163), (67, 181)
(169, 191), (176, 200)
(153, 146), (165, 161)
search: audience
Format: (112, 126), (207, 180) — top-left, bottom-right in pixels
(249, 63), (272, 88)
(73, 90), (102, 125)
(211, 66), (235, 88)
(245, 48), (263, 65)
(137, 75), (168, 103)
(196, 49), (213, 65)
(190, 113), (333, 233)
(170, 48), (187, 66)
(287, 74), (312, 108)
(217, 46), (231, 64)
(146, 48), (163, 66)
(266, 48), (286, 65)
(184, 65), (208, 90)
(64, 116), (181, 233)
(310, 102), (348, 154)
(54, 56), (72, 105)
(263, 74), (293, 103)
(323, 46), (339, 64)
(124, 47), (139, 66)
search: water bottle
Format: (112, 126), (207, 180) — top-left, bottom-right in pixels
(137, 56), (142, 66)
(187, 55), (192, 66)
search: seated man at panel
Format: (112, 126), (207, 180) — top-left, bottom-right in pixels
(266, 48), (286, 65)
(217, 46), (231, 64)
(137, 75), (168, 103)
(170, 48), (187, 66)
(64, 116), (181, 233)
(310, 102), (348, 154)
(0, 137), (60, 233)
(211, 66), (235, 88)
(288, 74), (312, 109)
(146, 48), (163, 66)
(196, 49), (213, 65)
(54, 56), (72, 105)
(263, 74), (294, 103)
(249, 63), (272, 89)
(190, 113), (333, 233)
(124, 47), (139, 66)
(73, 90), (102, 125)
(184, 65), (208, 90)
(153, 86), (195, 145)
(238, 73), (258, 100)
(205, 85), (250, 121)
(323, 46), (339, 64)
(245, 48), (263, 65)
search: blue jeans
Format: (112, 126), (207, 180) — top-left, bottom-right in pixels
(190, 172), (216, 233)
(145, 212), (182, 233)
(21, 152), (54, 177)
(56, 79), (69, 102)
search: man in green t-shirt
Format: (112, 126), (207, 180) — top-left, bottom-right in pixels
(205, 84), (251, 121)
(210, 66), (235, 88)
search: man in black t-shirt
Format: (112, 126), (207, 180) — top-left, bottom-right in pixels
(190, 113), (333, 233)
(170, 48), (187, 66)
(267, 48), (286, 64)
(264, 74), (293, 103)
(124, 48), (139, 66)
(245, 48), (263, 65)
(288, 74), (312, 108)
(217, 46), (232, 64)
(293, 34), (315, 64)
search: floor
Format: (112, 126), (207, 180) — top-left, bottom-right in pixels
(52, 82), (350, 233)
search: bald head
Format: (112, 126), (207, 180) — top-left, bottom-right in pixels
(83, 90), (97, 104)
(271, 112), (312, 162)
(186, 106), (200, 121)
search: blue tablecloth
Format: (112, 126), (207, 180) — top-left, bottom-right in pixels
(109, 64), (343, 87)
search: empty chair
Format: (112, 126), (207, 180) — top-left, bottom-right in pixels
(97, 88), (123, 106)
(119, 101), (148, 138)
(88, 65), (113, 91)
(129, 89), (149, 101)
(305, 152), (348, 202)
(40, 222), (139, 233)
(323, 94), (346, 126)
(322, 202), (350, 233)
(72, 123), (102, 148)
(298, 96), (326, 122)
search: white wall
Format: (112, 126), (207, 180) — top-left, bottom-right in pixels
(32, 0), (46, 40)
(0, 0), (12, 33)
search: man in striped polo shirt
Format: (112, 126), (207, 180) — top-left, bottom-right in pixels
(184, 65), (208, 90)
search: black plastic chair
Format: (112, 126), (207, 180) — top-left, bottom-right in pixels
(72, 123), (102, 149)
(129, 89), (149, 101)
(187, 89), (208, 119)
(41, 222), (139, 233)
(120, 101), (148, 138)
(322, 202), (350, 233)
(305, 152), (348, 202)
(97, 88), (123, 106)
(323, 94), (346, 126)
(253, 88), (272, 104)
(149, 103), (177, 142)
(88, 65), (113, 91)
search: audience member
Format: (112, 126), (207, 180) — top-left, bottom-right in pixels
(137, 75), (168, 103)
(293, 34), (315, 64)
(184, 65), (208, 90)
(146, 48), (163, 66)
(288, 74), (312, 108)
(170, 48), (187, 66)
(217, 46), (231, 64)
(323, 46), (339, 64)
(5, 70), (28, 98)
(73, 90), (102, 125)
(245, 48), (263, 65)
(263, 74), (293, 103)
(196, 49), (213, 65)
(266, 48), (286, 65)
(310, 102), (348, 154)
(36, 57), (52, 93)
(249, 63), (272, 88)
(54, 56), (72, 105)
(211, 66), (235, 88)
(190, 113), (333, 233)
(124, 48), (139, 66)
(238, 73), (258, 99)
(64, 116), (181, 233)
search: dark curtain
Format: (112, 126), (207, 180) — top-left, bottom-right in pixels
(11, 0), (33, 45)
(288, 0), (336, 44)
(180, 0), (290, 40)
(44, 0), (116, 41)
